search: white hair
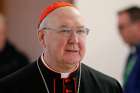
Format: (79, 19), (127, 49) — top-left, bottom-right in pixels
(38, 17), (48, 31)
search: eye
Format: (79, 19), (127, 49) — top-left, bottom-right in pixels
(59, 28), (71, 33)
(77, 28), (90, 35)
(77, 29), (85, 34)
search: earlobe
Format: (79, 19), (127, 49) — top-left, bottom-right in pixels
(38, 31), (46, 48)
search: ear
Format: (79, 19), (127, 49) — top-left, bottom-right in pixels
(38, 30), (46, 48)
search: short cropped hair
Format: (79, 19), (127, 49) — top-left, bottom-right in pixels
(118, 6), (140, 23)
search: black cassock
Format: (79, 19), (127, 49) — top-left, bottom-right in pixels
(0, 57), (122, 93)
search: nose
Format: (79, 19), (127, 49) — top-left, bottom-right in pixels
(68, 31), (79, 44)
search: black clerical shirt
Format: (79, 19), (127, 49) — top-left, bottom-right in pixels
(38, 57), (80, 93)
(0, 57), (122, 93)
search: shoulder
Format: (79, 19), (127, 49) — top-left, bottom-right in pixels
(81, 63), (122, 93)
(81, 63), (116, 82)
(0, 61), (38, 85)
(7, 41), (29, 62)
(0, 59), (46, 93)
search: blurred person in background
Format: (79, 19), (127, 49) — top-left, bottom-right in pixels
(0, 13), (29, 79)
(118, 6), (140, 93)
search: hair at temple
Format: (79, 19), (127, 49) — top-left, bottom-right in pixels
(118, 6), (140, 23)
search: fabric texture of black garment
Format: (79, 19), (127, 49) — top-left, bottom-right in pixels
(0, 41), (29, 79)
(0, 57), (122, 93)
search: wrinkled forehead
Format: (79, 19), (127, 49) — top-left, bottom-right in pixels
(39, 6), (85, 30)
(118, 12), (131, 24)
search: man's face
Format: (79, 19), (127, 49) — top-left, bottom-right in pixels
(0, 17), (7, 50)
(40, 7), (87, 66)
(118, 12), (140, 46)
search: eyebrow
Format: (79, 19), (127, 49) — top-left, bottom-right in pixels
(59, 25), (69, 28)
(76, 26), (85, 28)
(59, 25), (85, 28)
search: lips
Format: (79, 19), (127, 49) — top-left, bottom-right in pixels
(65, 50), (79, 52)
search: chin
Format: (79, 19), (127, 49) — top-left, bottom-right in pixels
(63, 58), (81, 65)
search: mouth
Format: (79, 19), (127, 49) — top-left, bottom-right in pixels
(65, 50), (79, 53)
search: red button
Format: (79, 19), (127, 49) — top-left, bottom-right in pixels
(65, 79), (71, 83)
(65, 89), (72, 93)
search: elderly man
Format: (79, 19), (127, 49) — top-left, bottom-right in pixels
(118, 6), (140, 93)
(0, 13), (29, 79)
(0, 2), (122, 93)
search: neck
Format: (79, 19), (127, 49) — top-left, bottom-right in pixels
(42, 54), (79, 73)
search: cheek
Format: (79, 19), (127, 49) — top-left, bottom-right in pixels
(121, 28), (139, 44)
(55, 38), (68, 54)
(0, 35), (6, 49)
(79, 39), (86, 56)
(133, 27), (140, 42)
(121, 30), (131, 40)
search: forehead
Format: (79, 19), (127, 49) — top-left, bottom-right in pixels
(46, 7), (85, 27)
(118, 12), (131, 25)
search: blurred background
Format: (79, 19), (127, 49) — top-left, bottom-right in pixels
(0, 0), (140, 85)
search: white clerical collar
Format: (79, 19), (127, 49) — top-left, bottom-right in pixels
(41, 53), (79, 78)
